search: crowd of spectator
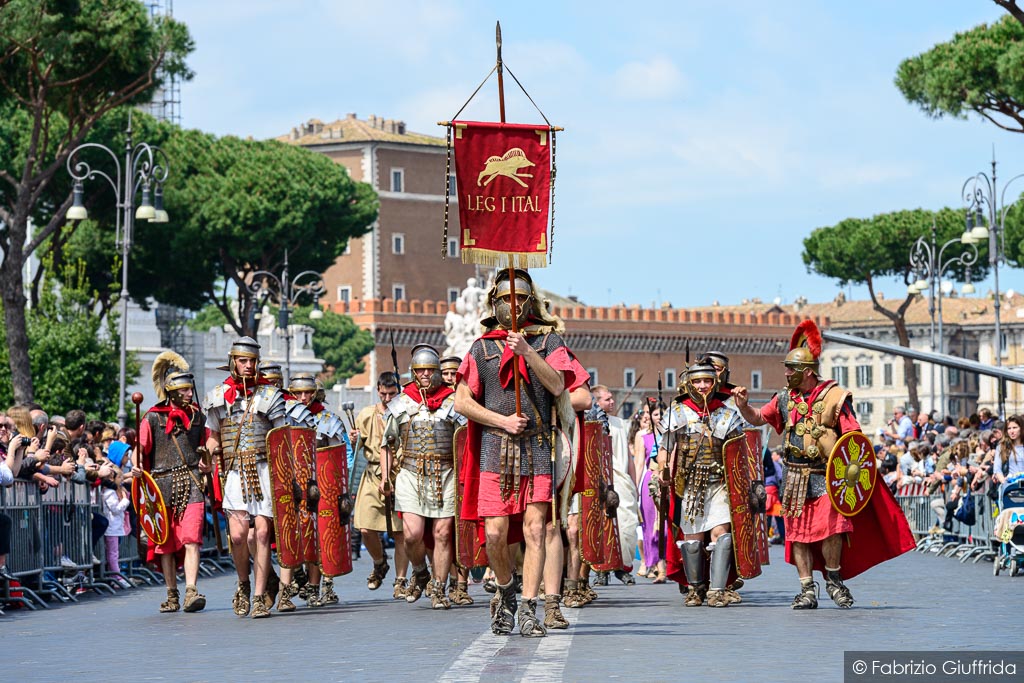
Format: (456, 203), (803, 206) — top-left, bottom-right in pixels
(0, 403), (140, 590)
(872, 405), (1024, 532)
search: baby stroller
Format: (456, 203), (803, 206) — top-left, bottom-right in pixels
(993, 473), (1024, 576)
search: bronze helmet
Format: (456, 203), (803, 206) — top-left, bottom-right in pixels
(152, 351), (194, 407)
(288, 372), (318, 394)
(410, 344), (441, 371)
(489, 269), (534, 330)
(698, 350), (730, 384)
(683, 361), (720, 405)
(224, 336), (261, 379)
(258, 361), (284, 387)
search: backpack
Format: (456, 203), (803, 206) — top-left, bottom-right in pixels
(953, 490), (976, 526)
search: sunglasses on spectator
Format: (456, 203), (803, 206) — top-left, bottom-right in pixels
(0, 422), (13, 430)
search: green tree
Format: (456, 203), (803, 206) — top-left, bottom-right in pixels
(0, 0), (193, 402)
(0, 261), (139, 419)
(895, 15), (1024, 133)
(802, 208), (987, 413)
(64, 127), (378, 332)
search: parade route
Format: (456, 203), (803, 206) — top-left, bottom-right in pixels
(8, 543), (1022, 683)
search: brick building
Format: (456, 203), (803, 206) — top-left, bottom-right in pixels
(277, 115), (478, 306)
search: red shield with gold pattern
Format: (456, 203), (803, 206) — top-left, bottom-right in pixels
(723, 429), (769, 579)
(579, 421), (623, 571)
(267, 425), (317, 568)
(131, 470), (169, 546)
(826, 431), (877, 517)
(316, 443), (352, 578)
(454, 426), (488, 569)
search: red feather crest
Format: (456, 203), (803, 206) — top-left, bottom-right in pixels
(789, 319), (822, 359)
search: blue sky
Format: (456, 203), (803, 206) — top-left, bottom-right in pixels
(174, 0), (1024, 309)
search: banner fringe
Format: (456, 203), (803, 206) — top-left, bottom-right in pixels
(461, 248), (548, 270)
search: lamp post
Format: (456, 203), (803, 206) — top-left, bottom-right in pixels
(66, 117), (169, 426)
(908, 220), (978, 418)
(247, 249), (325, 384)
(961, 155), (1024, 418)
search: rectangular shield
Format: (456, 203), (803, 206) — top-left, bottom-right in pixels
(723, 428), (770, 579)
(316, 443), (353, 578)
(267, 425), (317, 569)
(453, 426), (488, 569)
(579, 421), (624, 571)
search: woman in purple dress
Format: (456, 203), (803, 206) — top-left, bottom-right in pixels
(632, 403), (666, 582)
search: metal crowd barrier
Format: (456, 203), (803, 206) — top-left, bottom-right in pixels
(1, 478), (231, 613)
(897, 489), (999, 563)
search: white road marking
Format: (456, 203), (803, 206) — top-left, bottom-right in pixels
(438, 604), (580, 683)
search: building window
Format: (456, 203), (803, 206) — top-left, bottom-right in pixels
(447, 287), (459, 305)
(588, 368), (599, 385)
(1000, 331), (1008, 357)
(624, 368), (636, 388)
(664, 369), (676, 389)
(831, 366), (849, 386)
(621, 402), (635, 420)
(447, 173), (457, 196)
(751, 370), (762, 391)
(392, 283), (405, 301)
(855, 400), (873, 417)
(913, 363), (922, 385)
(948, 398), (961, 418)
(883, 363), (893, 387)
(447, 238), (459, 258)
(855, 364), (873, 388)
(391, 168), (404, 193)
(336, 286), (351, 304)
(948, 366), (961, 387)
(392, 233), (405, 255)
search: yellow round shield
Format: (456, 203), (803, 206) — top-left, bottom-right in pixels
(131, 470), (170, 545)
(825, 431), (877, 517)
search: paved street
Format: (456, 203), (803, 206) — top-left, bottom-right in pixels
(5, 544), (1022, 683)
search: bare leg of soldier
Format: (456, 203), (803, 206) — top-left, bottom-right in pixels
(252, 515), (272, 601)
(517, 503), (548, 637)
(394, 531), (409, 590)
(227, 511), (253, 616)
(821, 533), (853, 608)
(564, 513), (583, 607)
(158, 552), (180, 612)
(430, 518), (454, 609)
(791, 540), (818, 609)
(542, 520), (568, 628)
(402, 514), (431, 603)
(181, 543), (206, 612)
(160, 553), (177, 590)
(485, 515), (518, 634)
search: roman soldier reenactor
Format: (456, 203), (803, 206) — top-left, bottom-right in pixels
(440, 355), (474, 607)
(352, 372), (408, 599)
(384, 345), (465, 610)
(734, 319), (915, 609)
(204, 336), (287, 619)
(454, 269), (577, 637)
(658, 362), (752, 607)
(141, 351), (210, 613)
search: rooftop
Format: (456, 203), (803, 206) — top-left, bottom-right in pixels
(685, 290), (1024, 328)
(277, 114), (446, 147)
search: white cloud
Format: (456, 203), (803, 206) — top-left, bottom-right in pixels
(610, 57), (686, 100)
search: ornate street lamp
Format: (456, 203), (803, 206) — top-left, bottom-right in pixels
(247, 249), (325, 383)
(66, 116), (169, 426)
(908, 220), (978, 418)
(962, 155), (1024, 417)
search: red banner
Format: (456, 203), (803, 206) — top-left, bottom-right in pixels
(452, 120), (552, 268)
